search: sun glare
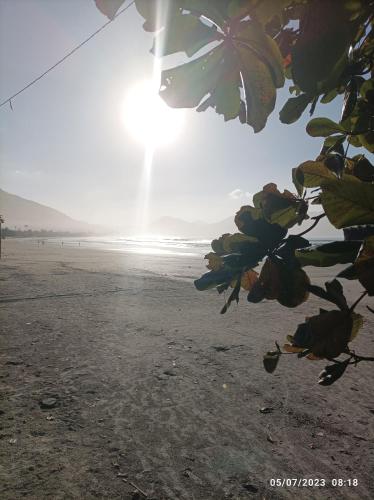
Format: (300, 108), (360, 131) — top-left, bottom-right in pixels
(121, 80), (184, 147)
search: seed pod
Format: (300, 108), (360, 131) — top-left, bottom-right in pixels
(263, 351), (280, 374)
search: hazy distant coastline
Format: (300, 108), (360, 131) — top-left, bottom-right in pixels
(0, 188), (343, 240)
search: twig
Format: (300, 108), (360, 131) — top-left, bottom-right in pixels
(349, 353), (374, 363)
(121, 478), (148, 498)
(295, 213), (326, 238)
(349, 291), (368, 312)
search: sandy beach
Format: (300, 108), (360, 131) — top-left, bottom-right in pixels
(1, 238), (373, 500)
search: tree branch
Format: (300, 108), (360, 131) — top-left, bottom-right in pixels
(295, 213), (326, 238)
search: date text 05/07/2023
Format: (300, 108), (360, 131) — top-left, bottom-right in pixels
(269, 478), (359, 488)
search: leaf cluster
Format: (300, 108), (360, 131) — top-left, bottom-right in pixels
(95, 0), (374, 386)
(194, 183), (311, 311)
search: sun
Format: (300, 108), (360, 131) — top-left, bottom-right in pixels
(121, 80), (185, 148)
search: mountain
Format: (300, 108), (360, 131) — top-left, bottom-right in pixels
(0, 189), (103, 233)
(0, 189), (342, 239)
(151, 213), (343, 240)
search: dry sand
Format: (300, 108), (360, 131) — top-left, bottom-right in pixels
(0, 238), (373, 500)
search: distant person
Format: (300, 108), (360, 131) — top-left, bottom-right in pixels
(61, 241), (64, 247)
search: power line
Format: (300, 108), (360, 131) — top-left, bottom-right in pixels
(0, 0), (135, 109)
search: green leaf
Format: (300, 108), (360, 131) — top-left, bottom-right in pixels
(276, 235), (310, 261)
(181, 0), (229, 26)
(321, 177), (374, 228)
(320, 89), (339, 104)
(295, 160), (336, 188)
(157, 13), (284, 131)
(211, 233), (231, 255)
(205, 252), (223, 271)
(135, 0), (175, 31)
(268, 203), (308, 229)
(306, 118), (345, 138)
(351, 156), (374, 182)
(355, 236), (374, 295)
(337, 264), (358, 280)
(234, 206), (287, 248)
(325, 279), (348, 311)
(210, 233), (265, 263)
(292, 167), (304, 197)
(194, 269), (233, 291)
(250, 0), (293, 26)
(290, 2), (358, 94)
(279, 94), (311, 124)
(220, 276), (241, 314)
(318, 360), (350, 386)
(160, 45), (230, 109)
(307, 284), (333, 304)
(358, 131), (374, 154)
(247, 280), (266, 303)
(321, 135), (346, 155)
(296, 241), (362, 267)
(198, 81), (241, 121)
(236, 45), (277, 132)
(308, 279), (348, 311)
(159, 41), (252, 124)
(348, 135), (362, 148)
(277, 265), (310, 308)
(253, 183), (308, 229)
(324, 155), (345, 178)
(234, 20), (286, 131)
(291, 310), (353, 359)
(222, 253), (259, 271)
(151, 13), (219, 57)
(236, 21), (285, 88)
(253, 257), (310, 308)
(221, 233), (259, 253)
(360, 78), (374, 100)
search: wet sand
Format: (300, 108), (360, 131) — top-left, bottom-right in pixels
(1, 239), (373, 499)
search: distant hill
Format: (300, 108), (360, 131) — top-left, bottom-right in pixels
(152, 213), (343, 240)
(0, 189), (342, 239)
(0, 189), (102, 233)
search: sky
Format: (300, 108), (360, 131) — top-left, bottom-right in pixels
(0, 0), (354, 231)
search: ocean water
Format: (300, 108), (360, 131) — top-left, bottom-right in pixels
(52, 235), (336, 258)
(55, 235), (212, 257)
